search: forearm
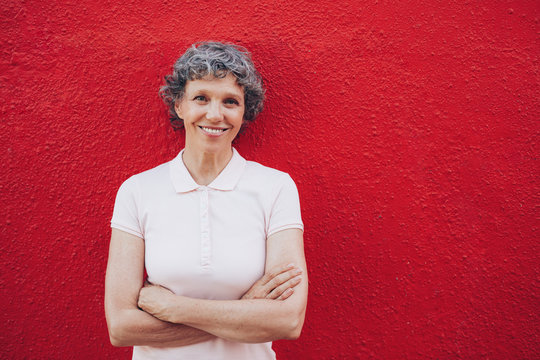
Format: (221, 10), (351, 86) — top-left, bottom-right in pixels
(133, 229), (309, 344)
(105, 229), (215, 348)
(107, 306), (214, 347)
(158, 296), (304, 343)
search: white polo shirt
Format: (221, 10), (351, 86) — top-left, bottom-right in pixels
(111, 148), (303, 360)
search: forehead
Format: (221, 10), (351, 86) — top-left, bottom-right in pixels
(185, 73), (243, 97)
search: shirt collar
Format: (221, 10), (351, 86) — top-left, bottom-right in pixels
(170, 148), (246, 193)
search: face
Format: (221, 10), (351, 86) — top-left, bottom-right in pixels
(175, 73), (245, 155)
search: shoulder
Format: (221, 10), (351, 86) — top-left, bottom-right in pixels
(240, 160), (299, 201)
(243, 160), (294, 186)
(117, 160), (172, 192)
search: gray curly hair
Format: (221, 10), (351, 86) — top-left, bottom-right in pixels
(160, 41), (265, 129)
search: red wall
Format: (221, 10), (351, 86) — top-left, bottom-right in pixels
(2, 0), (538, 359)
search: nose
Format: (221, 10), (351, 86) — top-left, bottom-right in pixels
(206, 100), (223, 122)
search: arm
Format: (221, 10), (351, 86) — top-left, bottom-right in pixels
(104, 228), (215, 347)
(138, 228), (308, 343)
(241, 262), (303, 300)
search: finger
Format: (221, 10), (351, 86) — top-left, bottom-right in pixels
(244, 264), (302, 300)
(262, 263), (296, 286)
(266, 275), (302, 300)
(276, 288), (293, 301)
(241, 277), (266, 299)
(265, 267), (302, 292)
(266, 277), (301, 300)
(277, 287), (294, 300)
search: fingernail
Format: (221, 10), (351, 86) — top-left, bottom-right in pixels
(287, 263), (295, 268)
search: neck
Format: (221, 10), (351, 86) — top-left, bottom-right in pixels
(182, 146), (233, 186)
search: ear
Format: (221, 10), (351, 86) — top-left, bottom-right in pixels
(174, 100), (183, 119)
(240, 119), (248, 130)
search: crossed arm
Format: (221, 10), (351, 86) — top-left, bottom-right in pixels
(104, 228), (308, 347)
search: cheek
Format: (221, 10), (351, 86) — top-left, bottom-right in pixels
(181, 108), (201, 122)
(234, 109), (246, 124)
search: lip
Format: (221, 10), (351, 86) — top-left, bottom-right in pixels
(198, 125), (229, 137)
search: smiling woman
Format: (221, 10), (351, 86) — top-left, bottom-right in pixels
(104, 42), (308, 360)
(178, 74), (245, 175)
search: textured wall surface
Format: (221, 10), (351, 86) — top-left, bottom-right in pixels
(1, 0), (539, 359)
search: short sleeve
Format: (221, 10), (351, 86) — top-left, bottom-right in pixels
(111, 177), (144, 238)
(267, 174), (304, 237)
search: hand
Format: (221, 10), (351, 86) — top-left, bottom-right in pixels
(138, 282), (176, 322)
(241, 263), (303, 301)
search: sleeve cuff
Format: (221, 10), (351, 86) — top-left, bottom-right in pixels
(110, 222), (143, 239)
(267, 223), (304, 238)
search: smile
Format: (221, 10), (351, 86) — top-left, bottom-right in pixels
(199, 126), (228, 135)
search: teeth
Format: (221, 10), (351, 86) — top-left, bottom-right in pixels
(201, 127), (225, 134)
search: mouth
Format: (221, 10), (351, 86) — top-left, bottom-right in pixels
(199, 126), (228, 135)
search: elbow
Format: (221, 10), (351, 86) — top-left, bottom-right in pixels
(108, 326), (125, 347)
(109, 334), (124, 347)
(287, 327), (302, 340)
(282, 317), (303, 340)
(107, 318), (132, 347)
(279, 308), (305, 340)
(248, 313), (304, 343)
(109, 329), (133, 347)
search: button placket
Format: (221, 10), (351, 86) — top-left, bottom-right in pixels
(199, 187), (211, 267)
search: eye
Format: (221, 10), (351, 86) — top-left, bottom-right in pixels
(193, 95), (207, 102)
(224, 98), (239, 105)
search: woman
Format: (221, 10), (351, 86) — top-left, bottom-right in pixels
(105, 42), (308, 359)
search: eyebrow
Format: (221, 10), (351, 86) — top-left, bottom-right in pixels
(191, 88), (243, 99)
